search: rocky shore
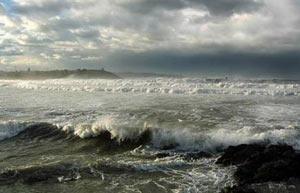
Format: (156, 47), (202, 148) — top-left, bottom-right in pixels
(217, 144), (300, 193)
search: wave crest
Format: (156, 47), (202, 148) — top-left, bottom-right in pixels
(2, 119), (300, 152)
(0, 121), (29, 141)
(59, 118), (300, 151)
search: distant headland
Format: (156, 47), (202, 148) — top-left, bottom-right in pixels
(0, 68), (120, 80)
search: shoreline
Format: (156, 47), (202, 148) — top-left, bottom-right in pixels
(0, 69), (120, 80)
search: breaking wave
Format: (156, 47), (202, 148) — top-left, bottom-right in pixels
(2, 118), (300, 152)
(57, 117), (300, 151)
(60, 124), (300, 152)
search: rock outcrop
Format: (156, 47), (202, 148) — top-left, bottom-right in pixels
(217, 144), (300, 193)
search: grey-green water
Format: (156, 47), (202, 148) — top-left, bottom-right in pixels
(0, 78), (299, 193)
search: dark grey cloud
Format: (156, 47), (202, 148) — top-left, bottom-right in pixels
(12, 0), (71, 15)
(1, 0), (299, 77)
(120, 0), (187, 14)
(103, 49), (300, 77)
(121, 0), (263, 16)
(188, 0), (263, 16)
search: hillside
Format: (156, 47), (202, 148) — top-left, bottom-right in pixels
(0, 69), (120, 80)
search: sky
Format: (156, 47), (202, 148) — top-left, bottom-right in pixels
(0, 0), (300, 77)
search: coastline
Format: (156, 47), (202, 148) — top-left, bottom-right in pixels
(0, 69), (120, 80)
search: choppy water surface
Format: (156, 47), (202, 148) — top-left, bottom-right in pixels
(0, 77), (300, 193)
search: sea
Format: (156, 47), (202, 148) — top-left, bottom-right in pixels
(0, 77), (300, 193)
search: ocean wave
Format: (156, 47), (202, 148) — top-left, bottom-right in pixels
(0, 121), (29, 141)
(58, 118), (300, 152)
(1, 78), (299, 96)
(2, 119), (300, 152)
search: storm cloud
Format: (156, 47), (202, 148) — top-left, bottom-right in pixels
(121, 0), (263, 16)
(0, 0), (299, 77)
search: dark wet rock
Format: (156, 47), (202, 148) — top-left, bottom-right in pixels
(218, 144), (300, 193)
(221, 185), (257, 193)
(215, 144), (265, 166)
(234, 145), (299, 184)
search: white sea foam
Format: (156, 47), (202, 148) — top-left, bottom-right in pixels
(174, 158), (235, 193)
(208, 125), (300, 150)
(0, 121), (29, 141)
(110, 155), (235, 193)
(119, 158), (187, 172)
(1, 78), (299, 96)
(149, 125), (300, 151)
